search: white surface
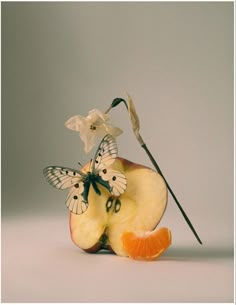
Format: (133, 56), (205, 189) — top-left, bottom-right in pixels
(1, 215), (234, 303)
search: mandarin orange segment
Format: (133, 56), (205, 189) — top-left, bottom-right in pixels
(121, 227), (171, 260)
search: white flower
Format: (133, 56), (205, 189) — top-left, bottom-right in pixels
(65, 109), (123, 153)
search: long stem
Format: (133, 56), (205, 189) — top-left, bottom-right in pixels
(108, 97), (202, 245)
(142, 143), (202, 245)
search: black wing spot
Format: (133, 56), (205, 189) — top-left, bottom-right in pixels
(112, 176), (116, 181)
(66, 171), (69, 174)
(103, 169), (107, 174)
(73, 195), (78, 200)
(74, 183), (79, 188)
(73, 172), (76, 176)
(95, 160), (99, 164)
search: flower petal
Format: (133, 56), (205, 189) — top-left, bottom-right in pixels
(127, 94), (144, 146)
(80, 128), (97, 153)
(127, 94), (140, 133)
(103, 124), (123, 137)
(65, 115), (87, 132)
(93, 125), (109, 138)
(65, 108), (123, 153)
(87, 109), (109, 125)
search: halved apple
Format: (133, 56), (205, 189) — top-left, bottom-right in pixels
(70, 157), (168, 257)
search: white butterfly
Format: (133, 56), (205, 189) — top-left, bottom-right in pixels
(43, 134), (127, 215)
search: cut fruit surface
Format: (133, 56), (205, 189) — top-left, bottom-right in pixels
(70, 157), (168, 257)
(122, 227), (171, 260)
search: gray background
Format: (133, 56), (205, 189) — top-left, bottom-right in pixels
(2, 2), (234, 302)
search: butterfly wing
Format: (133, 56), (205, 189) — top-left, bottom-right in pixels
(91, 134), (118, 172)
(43, 166), (88, 214)
(43, 166), (86, 189)
(99, 169), (127, 196)
(91, 134), (127, 196)
(66, 186), (88, 214)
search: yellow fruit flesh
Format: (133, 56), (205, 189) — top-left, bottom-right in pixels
(70, 158), (168, 257)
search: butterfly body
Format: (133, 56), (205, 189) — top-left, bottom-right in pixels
(43, 134), (127, 215)
(79, 171), (111, 202)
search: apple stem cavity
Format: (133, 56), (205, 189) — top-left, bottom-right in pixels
(107, 95), (203, 245)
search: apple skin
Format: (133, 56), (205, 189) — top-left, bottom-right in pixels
(70, 157), (168, 257)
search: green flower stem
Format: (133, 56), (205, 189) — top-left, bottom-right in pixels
(104, 98), (128, 114)
(108, 97), (202, 245)
(141, 143), (202, 245)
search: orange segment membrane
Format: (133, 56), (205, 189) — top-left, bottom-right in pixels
(122, 227), (172, 260)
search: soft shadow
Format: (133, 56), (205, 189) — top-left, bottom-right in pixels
(55, 243), (234, 262)
(87, 249), (116, 256)
(160, 245), (234, 262)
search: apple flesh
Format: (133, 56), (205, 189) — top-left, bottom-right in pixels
(70, 157), (168, 257)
